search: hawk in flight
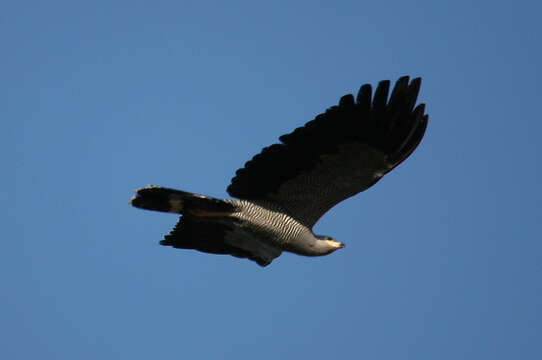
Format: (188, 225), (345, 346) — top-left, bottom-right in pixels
(131, 76), (428, 266)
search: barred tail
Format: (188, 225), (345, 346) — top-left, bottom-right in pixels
(130, 185), (236, 215)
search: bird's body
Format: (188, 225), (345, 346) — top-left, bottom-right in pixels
(131, 76), (428, 266)
(231, 199), (344, 257)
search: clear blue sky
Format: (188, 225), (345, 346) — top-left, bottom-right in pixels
(3, 1), (541, 359)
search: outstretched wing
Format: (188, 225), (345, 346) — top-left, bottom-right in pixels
(160, 217), (282, 267)
(227, 76), (428, 227)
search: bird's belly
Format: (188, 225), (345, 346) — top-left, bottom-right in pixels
(232, 201), (309, 248)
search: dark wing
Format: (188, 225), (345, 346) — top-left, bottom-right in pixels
(227, 76), (428, 227)
(160, 217), (282, 267)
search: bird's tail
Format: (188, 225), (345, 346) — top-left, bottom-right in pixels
(130, 185), (236, 216)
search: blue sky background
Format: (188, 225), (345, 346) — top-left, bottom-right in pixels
(2, 1), (541, 359)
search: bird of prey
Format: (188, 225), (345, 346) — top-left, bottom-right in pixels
(131, 76), (428, 266)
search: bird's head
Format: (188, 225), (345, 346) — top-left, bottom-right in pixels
(315, 235), (345, 254)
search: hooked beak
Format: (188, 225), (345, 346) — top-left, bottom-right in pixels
(325, 240), (345, 249)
